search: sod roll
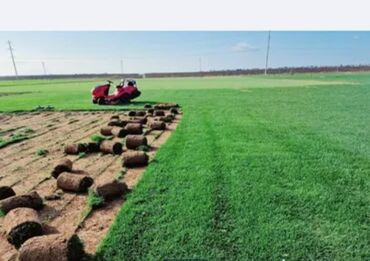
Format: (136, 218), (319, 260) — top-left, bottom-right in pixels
(154, 103), (179, 110)
(160, 114), (174, 123)
(110, 115), (120, 120)
(122, 151), (149, 168)
(147, 108), (154, 114)
(125, 135), (148, 150)
(128, 111), (136, 117)
(51, 158), (73, 179)
(95, 180), (128, 200)
(153, 110), (165, 116)
(4, 207), (43, 248)
(56, 172), (93, 193)
(19, 234), (85, 261)
(100, 140), (123, 154)
(86, 142), (100, 153)
(0, 191), (43, 214)
(0, 186), (16, 200)
(108, 120), (125, 127)
(144, 103), (152, 109)
(64, 143), (86, 155)
(133, 116), (148, 124)
(149, 121), (166, 130)
(170, 107), (179, 114)
(135, 111), (146, 117)
(111, 127), (126, 138)
(124, 123), (143, 134)
(100, 126), (113, 136)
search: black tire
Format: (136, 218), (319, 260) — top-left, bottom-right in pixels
(92, 99), (97, 104)
(97, 98), (106, 105)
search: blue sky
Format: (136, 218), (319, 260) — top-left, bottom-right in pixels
(0, 31), (368, 76)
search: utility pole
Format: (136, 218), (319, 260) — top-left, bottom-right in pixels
(264, 31), (271, 75)
(7, 40), (18, 79)
(120, 58), (124, 75)
(42, 61), (47, 76)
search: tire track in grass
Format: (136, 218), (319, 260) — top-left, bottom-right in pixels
(201, 110), (240, 260)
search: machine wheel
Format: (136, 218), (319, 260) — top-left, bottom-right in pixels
(97, 98), (106, 105)
(92, 99), (97, 104)
(119, 94), (130, 104)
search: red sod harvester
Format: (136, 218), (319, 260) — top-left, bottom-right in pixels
(91, 79), (141, 105)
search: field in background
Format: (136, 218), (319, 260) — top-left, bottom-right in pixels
(1, 73), (370, 260)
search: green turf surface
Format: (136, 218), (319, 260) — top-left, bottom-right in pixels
(1, 73), (370, 260)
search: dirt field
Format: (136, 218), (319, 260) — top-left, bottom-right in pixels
(0, 110), (181, 260)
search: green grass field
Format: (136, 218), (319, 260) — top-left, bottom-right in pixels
(1, 73), (370, 260)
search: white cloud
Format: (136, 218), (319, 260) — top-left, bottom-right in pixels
(231, 42), (258, 52)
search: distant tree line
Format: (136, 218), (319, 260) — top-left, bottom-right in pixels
(1, 65), (370, 80)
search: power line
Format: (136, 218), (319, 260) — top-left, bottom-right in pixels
(264, 31), (271, 75)
(7, 40), (18, 79)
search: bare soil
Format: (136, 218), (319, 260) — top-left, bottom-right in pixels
(0, 111), (181, 260)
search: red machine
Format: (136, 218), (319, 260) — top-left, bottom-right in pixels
(91, 79), (141, 105)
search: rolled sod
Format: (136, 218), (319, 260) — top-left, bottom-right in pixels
(51, 158), (73, 179)
(100, 126), (113, 136)
(0, 191), (43, 214)
(4, 207), (43, 248)
(153, 110), (165, 116)
(144, 103), (152, 109)
(135, 111), (146, 117)
(154, 103), (179, 110)
(110, 115), (120, 120)
(124, 123), (143, 134)
(108, 119), (125, 127)
(149, 121), (166, 130)
(125, 135), (148, 150)
(160, 114), (175, 123)
(133, 116), (148, 124)
(99, 140), (123, 154)
(0, 186), (16, 200)
(56, 172), (93, 193)
(128, 111), (136, 117)
(64, 143), (87, 155)
(147, 108), (154, 114)
(122, 151), (149, 168)
(19, 234), (85, 261)
(86, 142), (100, 153)
(95, 180), (128, 200)
(111, 127), (126, 138)
(170, 107), (179, 114)
(121, 119), (142, 125)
